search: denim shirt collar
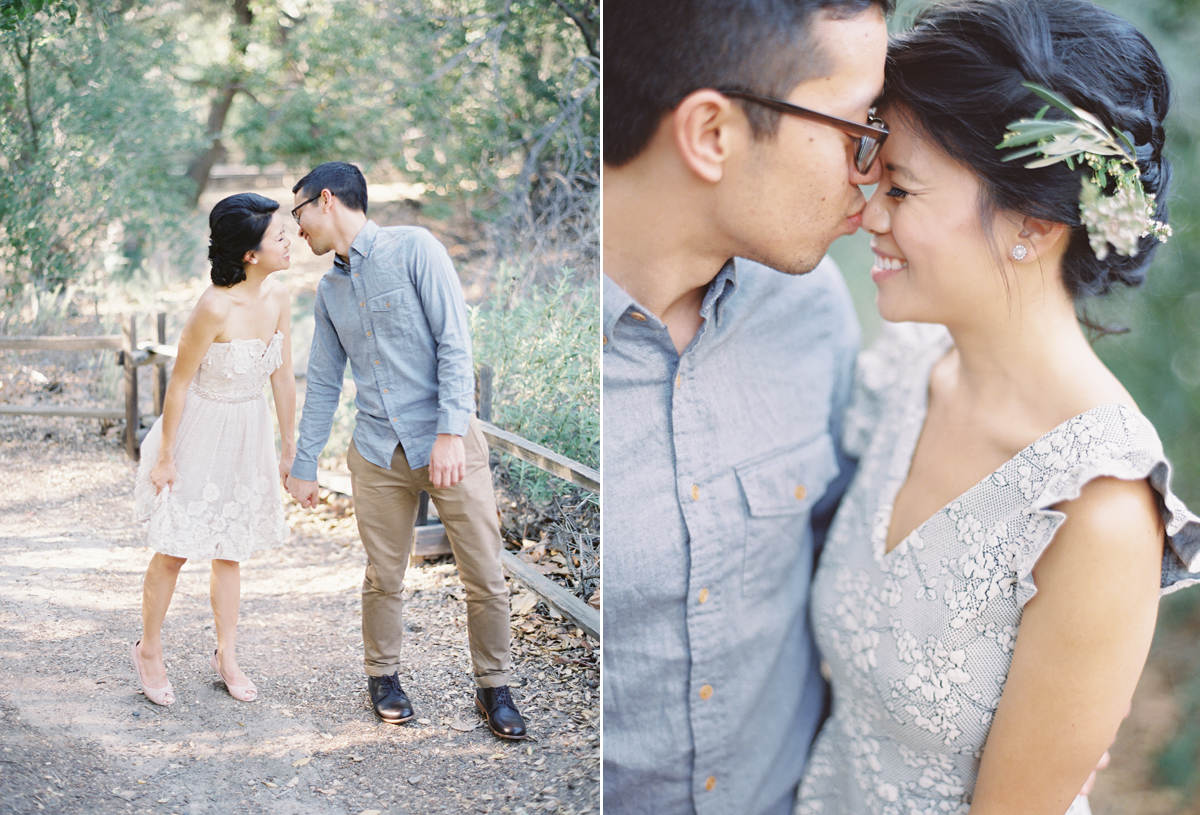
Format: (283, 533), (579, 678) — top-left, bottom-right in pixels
(333, 219), (381, 273)
(704, 258), (739, 327)
(602, 259), (740, 342)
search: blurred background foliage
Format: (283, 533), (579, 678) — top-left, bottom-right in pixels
(827, 0), (1200, 806)
(0, 0), (599, 581)
(0, 0), (598, 450)
(1, 0), (597, 306)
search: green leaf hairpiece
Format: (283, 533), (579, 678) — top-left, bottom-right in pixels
(997, 81), (1170, 261)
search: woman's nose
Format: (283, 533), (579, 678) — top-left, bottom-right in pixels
(861, 185), (890, 235)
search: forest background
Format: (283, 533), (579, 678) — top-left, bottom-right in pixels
(0, 0), (599, 548)
(824, 0), (1200, 808)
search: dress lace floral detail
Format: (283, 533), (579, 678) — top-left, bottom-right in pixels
(133, 333), (287, 562)
(797, 322), (1200, 815)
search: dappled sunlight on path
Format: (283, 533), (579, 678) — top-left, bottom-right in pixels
(0, 415), (599, 814)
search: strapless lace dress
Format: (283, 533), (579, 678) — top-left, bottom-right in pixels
(133, 332), (287, 561)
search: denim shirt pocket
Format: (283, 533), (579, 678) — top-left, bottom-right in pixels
(735, 433), (839, 596)
(368, 288), (408, 337)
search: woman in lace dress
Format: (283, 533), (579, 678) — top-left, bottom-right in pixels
(130, 193), (295, 705)
(798, 1), (1200, 813)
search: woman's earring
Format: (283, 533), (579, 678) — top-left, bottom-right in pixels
(1011, 244), (1028, 261)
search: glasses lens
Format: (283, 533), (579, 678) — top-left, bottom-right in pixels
(857, 136), (887, 174)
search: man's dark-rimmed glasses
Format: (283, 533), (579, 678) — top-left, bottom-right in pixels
(291, 193), (321, 223)
(718, 89), (888, 174)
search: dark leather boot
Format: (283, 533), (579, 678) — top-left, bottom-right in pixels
(475, 685), (527, 740)
(367, 672), (415, 724)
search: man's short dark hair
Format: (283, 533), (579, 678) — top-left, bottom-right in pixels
(603, 0), (894, 167)
(293, 161), (369, 214)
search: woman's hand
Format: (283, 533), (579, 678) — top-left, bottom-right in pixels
(278, 452), (295, 488)
(150, 459), (178, 495)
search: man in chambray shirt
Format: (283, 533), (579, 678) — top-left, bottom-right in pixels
(602, 1), (892, 812)
(285, 161), (525, 741)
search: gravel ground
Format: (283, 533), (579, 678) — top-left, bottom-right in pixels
(0, 414), (599, 815)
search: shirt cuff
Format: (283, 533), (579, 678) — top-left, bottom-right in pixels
(290, 455), (319, 482)
(437, 409), (471, 436)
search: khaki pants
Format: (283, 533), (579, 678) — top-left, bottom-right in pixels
(347, 418), (511, 688)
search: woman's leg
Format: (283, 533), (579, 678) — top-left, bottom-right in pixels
(138, 553), (187, 686)
(210, 558), (250, 685)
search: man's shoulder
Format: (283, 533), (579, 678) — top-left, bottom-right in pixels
(372, 224), (447, 257)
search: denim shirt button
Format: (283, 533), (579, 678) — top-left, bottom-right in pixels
(704, 777), (717, 792)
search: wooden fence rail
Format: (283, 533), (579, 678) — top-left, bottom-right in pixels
(317, 413), (600, 641)
(0, 314), (174, 458)
(3, 318), (600, 639)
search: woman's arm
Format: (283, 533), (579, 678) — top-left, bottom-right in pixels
(970, 475), (1164, 814)
(268, 281), (296, 485)
(149, 290), (226, 493)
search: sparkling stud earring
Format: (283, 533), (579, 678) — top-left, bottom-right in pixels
(1011, 245), (1028, 261)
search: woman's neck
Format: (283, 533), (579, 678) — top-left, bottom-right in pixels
(938, 290), (1128, 429)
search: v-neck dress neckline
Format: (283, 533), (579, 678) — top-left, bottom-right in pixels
(797, 320), (1200, 815)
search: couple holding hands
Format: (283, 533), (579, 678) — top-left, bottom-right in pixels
(127, 161), (526, 742)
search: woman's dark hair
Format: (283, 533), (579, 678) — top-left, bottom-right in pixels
(207, 193), (280, 287)
(884, 0), (1171, 299)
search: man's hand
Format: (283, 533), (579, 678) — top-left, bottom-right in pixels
(286, 474), (320, 509)
(429, 433), (466, 489)
(1080, 749), (1111, 796)
(1080, 701), (1128, 796)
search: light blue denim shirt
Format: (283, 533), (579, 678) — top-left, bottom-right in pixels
(602, 256), (860, 815)
(292, 220), (475, 481)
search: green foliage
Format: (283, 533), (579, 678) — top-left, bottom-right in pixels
(227, 0), (599, 285)
(469, 267), (598, 505)
(0, 1), (201, 320)
(0, 0), (74, 31)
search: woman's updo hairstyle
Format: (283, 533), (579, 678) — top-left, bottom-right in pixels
(207, 193), (280, 287)
(884, 0), (1171, 299)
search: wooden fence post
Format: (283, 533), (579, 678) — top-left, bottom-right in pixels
(153, 311), (167, 416)
(123, 316), (139, 461)
(477, 364), (493, 422)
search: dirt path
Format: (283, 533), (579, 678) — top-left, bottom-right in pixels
(0, 415), (599, 815)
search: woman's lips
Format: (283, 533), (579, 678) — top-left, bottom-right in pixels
(871, 251), (908, 283)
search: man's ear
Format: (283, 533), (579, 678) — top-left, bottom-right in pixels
(671, 89), (741, 184)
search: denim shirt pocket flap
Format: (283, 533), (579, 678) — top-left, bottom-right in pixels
(735, 433), (838, 518)
(368, 288), (403, 312)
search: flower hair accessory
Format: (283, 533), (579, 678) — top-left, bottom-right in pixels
(998, 82), (1171, 261)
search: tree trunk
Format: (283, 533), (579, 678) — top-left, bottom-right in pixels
(185, 84), (238, 204)
(184, 0), (254, 204)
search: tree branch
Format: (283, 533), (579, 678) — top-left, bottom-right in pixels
(550, 0), (597, 59)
